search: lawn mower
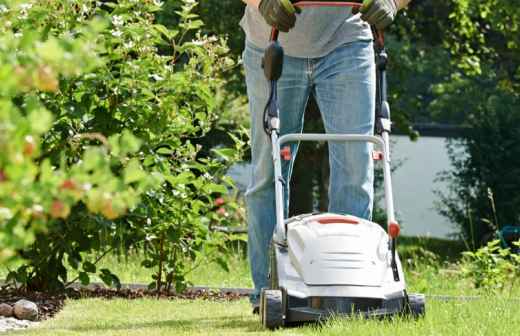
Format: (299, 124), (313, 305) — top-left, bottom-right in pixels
(259, 0), (426, 329)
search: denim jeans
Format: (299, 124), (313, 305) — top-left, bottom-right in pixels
(243, 40), (375, 304)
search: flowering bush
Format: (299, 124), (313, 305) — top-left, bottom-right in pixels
(1, 0), (242, 291)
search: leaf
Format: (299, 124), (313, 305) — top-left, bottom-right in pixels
(141, 260), (155, 268)
(124, 159), (147, 184)
(83, 261), (96, 273)
(203, 183), (228, 194)
(165, 171), (194, 186)
(79, 272), (90, 286)
(215, 257), (229, 272)
(147, 281), (157, 290)
(154, 24), (178, 40)
(28, 108), (53, 134)
(156, 147), (173, 155)
(211, 147), (236, 161)
(99, 268), (121, 289)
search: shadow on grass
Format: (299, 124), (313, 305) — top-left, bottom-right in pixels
(40, 316), (263, 334)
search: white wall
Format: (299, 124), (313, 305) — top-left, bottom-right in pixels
(390, 136), (457, 239)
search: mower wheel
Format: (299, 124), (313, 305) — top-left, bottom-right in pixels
(407, 293), (426, 318)
(261, 289), (285, 329)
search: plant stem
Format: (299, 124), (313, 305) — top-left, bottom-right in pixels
(64, 247), (115, 288)
(156, 232), (165, 296)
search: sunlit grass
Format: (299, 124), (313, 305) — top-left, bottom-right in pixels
(13, 296), (520, 336)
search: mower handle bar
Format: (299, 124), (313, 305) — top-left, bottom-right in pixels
(278, 133), (385, 151)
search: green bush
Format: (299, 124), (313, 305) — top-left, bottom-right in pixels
(0, 0), (155, 264)
(1, 0), (243, 291)
(435, 1), (520, 244)
(461, 240), (520, 294)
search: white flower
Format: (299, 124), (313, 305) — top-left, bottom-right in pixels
(0, 5), (9, 14)
(112, 15), (124, 27)
(19, 3), (32, 11)
(0, 208), (13, 220)
(123, 41), (134, 49)
(32, 204), (44, 213)
(150, 74), (164, 81)
(111, 30), (123, 38)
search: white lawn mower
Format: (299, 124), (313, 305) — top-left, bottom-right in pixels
(258, 1), (426, 329)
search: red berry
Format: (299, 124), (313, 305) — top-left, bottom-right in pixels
(101, 199), (121, 220)
(60, 179), (77, 190)
(23, 136), (35, 157)
(50, 200), (70, 219)
(214, 197), (225, 207)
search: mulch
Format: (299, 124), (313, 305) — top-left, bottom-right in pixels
(0, 285), (248, 321)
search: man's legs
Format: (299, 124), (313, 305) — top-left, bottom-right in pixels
(313, 40), (376, 219)
(243, 41), (311, 305)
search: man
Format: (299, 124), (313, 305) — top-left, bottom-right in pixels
(240, 0), (410, 312)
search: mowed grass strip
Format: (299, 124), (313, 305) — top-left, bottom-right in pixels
(13, 296), (520, 336)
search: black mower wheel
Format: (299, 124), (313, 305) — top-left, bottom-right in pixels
(407, 293), (426, 318)
(261, 289), (285, 329)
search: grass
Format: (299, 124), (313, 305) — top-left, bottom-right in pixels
(5, 236), (520, 335)
(12, 296), (520, 336)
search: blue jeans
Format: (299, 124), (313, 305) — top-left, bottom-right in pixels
(243, 40), (375, 304)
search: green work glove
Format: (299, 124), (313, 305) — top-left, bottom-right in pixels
(359, 0), (400, 30)
(259, 0), (301, 33)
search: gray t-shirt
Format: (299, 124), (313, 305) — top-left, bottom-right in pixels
(240, 5), (372, 58)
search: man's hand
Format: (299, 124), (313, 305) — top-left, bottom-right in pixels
(359, 0), (409, 30)
(258, 0), (300, 32)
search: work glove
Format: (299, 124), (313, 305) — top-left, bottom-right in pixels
(258, 0), (301, 33)
(359, 0), (410, 30)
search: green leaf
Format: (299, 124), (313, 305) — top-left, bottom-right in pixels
(99, 268), (121, 289)
(141, 260), (155, 268)
(124, 159), (147, 184)
(83, 261), (96, 273)
(79, 272), (90, 286)
(203, 183), (228, 194)
(156, 147), (173, 155)
(215, 257), (229, 273)
(28, 108), (53, 134)
(211, 147), (236, 161)
(154, 24), (178, 40)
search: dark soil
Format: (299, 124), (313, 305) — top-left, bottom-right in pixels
(0, 285), (247, 321)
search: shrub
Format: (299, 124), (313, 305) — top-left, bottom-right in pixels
(1, 0), (242, 291)
(460, 240), (520, 294)
(437, 90), (520, 245)
(434, 1), (520, 244)
(0, 0), (155, 265)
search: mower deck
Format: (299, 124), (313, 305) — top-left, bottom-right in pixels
(261, 289), (425, 328)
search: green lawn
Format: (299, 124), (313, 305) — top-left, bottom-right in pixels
(13, 296), (520, 336)
(5, 236), (520, 335)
